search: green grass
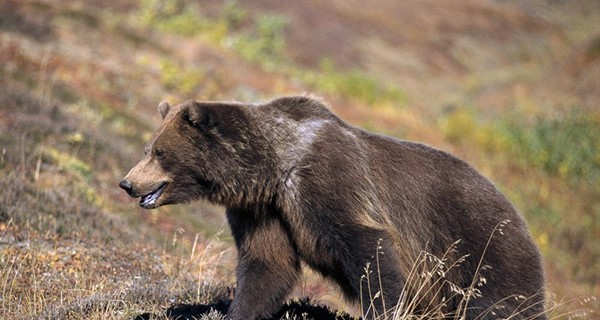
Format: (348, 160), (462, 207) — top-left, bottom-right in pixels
(499, 111), (600, 184)
(134, 0), (407, 106)
(441, 107), (600, 185)
(296, 59), (407, 105)
(137, 0), (205, 37)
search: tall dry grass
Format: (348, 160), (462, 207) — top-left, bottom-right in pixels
(359, 221), (596, 320)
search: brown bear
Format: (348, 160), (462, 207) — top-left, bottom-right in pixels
(120, 96), (546, 320)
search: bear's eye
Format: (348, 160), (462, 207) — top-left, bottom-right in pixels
(154, 149), (164, 158)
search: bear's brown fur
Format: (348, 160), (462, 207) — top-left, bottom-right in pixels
(120, 96), (545, 320)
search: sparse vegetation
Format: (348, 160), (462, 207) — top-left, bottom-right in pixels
(441, 107), (600, 184)
(296, 59), (407, 105)
(357, 223), (596, 320)
(499, 111), (600, 183)
(135, 0), (406, 106)
(137, 0), (205, 37)
(229, 13), (289, 69)
(1, 0), (598, 319)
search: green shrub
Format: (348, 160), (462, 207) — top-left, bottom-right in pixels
(440, 107), (477, 144)
(158, 58), (204, 95)
(230, 14), (288, 69)
(138, 0), (204, 36)
(222, 0), (247, 30)
(136, 0), (406, 105)
(298, 59), (407, 105)
(499, 111), (600, 183)
(441, 107), (599, 184)
(45, 147), (91, 180)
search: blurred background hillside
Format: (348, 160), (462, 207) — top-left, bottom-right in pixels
(0, 0), (598, 318)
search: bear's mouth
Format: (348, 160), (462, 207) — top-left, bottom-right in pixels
(140, 182), (167, 209)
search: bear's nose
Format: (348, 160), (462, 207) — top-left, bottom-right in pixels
(119, 179), (133, 194)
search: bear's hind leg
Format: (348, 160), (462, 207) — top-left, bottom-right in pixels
(337, 230), (405, 320)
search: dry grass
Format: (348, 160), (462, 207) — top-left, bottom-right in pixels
(359, 222), (597, 320)
(1, 249), (232, 319)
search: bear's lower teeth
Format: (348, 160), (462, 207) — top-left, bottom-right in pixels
(140, 183), (166, 208)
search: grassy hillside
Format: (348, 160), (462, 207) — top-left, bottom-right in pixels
(0, 0), (598, 319)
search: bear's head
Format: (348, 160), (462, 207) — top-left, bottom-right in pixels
(119, 100), (274, 209)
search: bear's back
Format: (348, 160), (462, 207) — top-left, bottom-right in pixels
(264, 96), (341, 123)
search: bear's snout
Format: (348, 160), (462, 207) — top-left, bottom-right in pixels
(119, 179), (134, 195)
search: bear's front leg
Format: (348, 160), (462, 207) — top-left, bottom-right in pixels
(226, 207), (301, 320)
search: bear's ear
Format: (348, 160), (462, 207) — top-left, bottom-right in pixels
(184, 102), (214, 131)
(157, 101), (171, 120)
